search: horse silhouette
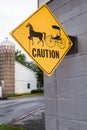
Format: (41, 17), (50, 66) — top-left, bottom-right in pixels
(26, 23), (46, 46)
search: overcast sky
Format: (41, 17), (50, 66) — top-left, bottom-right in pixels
(0, 0), (37, 49)
(0, 0), (51, 61)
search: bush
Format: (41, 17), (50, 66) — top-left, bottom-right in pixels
(31, 89), (43, 94)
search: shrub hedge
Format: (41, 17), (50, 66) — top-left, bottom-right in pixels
(31, 89), (43, 94)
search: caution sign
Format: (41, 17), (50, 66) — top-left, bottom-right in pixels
(10, 4), (73, 76)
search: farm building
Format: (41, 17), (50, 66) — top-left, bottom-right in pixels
(0, 38), (37, 95)
(15, 61), (37, 94)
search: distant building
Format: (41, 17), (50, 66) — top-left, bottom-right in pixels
(15, 61), (37, 94)
(0, 38), (37, 95)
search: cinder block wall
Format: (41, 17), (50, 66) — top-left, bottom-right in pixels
(44, 0), (87, 130)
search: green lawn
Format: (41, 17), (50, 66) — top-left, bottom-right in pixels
(0, 124), (26, 130)
(8, 93), (44, 99)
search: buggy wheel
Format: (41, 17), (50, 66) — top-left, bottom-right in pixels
(45, 35), (56, 48)
(57, 38), (66, 49)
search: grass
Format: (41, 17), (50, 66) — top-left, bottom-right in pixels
(8, 92), (44, 99)
(0, 124), (26, 130)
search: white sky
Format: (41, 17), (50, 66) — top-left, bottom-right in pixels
(0, 0), (37, 55)
(0, 0), (51, 61)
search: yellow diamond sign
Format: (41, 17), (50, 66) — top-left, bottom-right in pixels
(10, 4), (73, 76)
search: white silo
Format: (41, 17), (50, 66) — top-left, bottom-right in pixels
(0, 38), (15, 95)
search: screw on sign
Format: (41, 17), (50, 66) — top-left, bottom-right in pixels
(10, 4), (73, 76)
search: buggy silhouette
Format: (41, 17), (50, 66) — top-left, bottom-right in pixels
(46, 25), (66, 49)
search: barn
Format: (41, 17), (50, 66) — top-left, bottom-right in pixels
(15, 61), (37, 94)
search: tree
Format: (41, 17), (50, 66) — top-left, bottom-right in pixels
(36, 67), (43, 89)
(28, 62), (43, 88)
(15, 49), (27, 65)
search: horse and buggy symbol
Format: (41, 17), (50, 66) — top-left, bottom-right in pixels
(26, 23), (66, 49)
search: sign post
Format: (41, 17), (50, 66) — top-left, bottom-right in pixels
(10, 4), (73, 76)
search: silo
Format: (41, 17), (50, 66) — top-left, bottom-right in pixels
(0, 38), (15, 95)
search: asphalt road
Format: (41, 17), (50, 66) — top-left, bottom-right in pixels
(0, 96), (44, 124)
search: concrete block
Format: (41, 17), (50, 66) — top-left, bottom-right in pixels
(57, 77), (87, 99)
(58, 118), (74, 130)
(58, 98), (76, 120)
(62, 12), (87, 36)
(58, 98), (87, 122)
(75, 99), (87, 122)
(45, 98), (57, 117)
(58, 118), (87, 130)
(57, 1), (87, 23)
(44, 71), (56, 83)
(44, 80), (57, 98)
(56, 54), (87, 79)
(45, 116), (57, 130)
(78, 34), (87, 53)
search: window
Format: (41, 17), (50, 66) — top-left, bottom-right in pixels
(27, 83), (30, 89)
